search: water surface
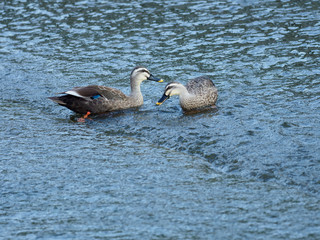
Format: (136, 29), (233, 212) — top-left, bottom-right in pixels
(1, 0), (320, 239)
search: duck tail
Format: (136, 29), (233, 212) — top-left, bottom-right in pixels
(48, 96), (67, 105)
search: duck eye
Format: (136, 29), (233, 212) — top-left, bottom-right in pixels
(165, 90), (172, 97)
(166, 86), (173, 91)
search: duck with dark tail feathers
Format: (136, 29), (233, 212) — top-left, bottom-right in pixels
(49, 66), (163, 118)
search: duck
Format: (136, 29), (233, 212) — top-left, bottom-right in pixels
(156, 76), (218, 111)
(49, 66), (163, 118)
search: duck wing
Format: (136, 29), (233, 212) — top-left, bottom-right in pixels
(186, 76), (215, 95)
(95, 85), (128, 101)
(63, 85), (128, 101)
(49, 85), (129, 114)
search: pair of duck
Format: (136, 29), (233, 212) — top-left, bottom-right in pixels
(49, 66), (218, 119)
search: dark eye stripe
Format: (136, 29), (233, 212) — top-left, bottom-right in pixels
(137, 69), (150, 74)
(165, 84), (177, 91)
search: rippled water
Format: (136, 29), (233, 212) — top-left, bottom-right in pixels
(1, 0), (320, 239)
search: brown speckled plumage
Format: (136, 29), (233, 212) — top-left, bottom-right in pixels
(157, 76), (218, 111)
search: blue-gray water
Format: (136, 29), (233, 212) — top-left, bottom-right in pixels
(1, 0), (320, 239)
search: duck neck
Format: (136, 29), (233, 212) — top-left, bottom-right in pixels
(179, 86), (193, 101)
(179, 86), (196, 110)
(130, 78), (143, 101)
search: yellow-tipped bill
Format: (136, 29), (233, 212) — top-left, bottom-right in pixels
(147, 74), (163, 83)
(156, 93), (169, 106)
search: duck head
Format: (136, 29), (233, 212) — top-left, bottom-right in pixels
(131, 66), (163, 83)
(156, 82), (184, 105)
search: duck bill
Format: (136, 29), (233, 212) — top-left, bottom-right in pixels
(156, 94), (169, 106)
(147, 74), (163, 83)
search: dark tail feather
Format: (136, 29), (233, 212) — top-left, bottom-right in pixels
(48, 95), (90, 114)
(48, 96), (67, 105)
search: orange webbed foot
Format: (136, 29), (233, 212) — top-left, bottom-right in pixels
(77, 111), (92, 122)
